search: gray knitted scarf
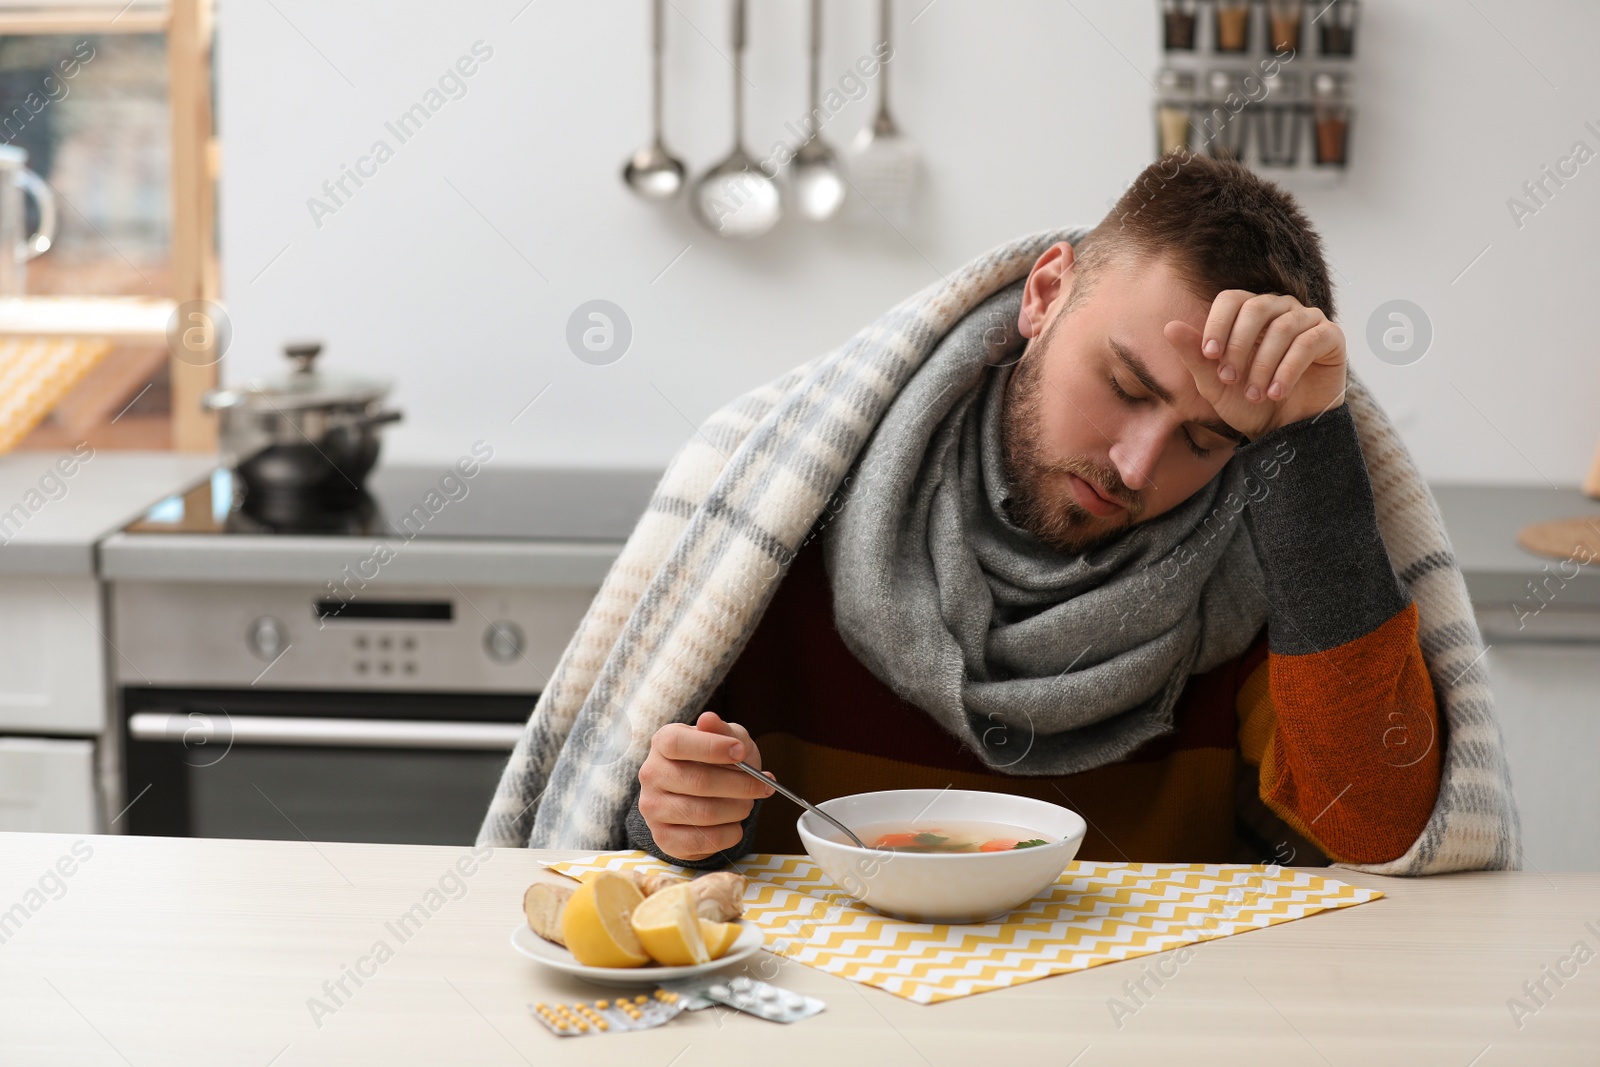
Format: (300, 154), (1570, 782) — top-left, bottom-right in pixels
(825, 281), (1268, 776)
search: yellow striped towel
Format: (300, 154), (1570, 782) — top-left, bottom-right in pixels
(0, 336), (114, 453)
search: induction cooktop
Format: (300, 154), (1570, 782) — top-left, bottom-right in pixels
(123, 465), (661, 541)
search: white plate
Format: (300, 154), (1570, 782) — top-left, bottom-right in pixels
(509, 922), (764, 986)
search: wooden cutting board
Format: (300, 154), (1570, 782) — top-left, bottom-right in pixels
(1517, 516), (1600, 562)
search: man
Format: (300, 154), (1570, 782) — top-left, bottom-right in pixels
(479, 153), (1518, 875)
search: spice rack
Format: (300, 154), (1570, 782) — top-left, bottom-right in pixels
(1153, 0), (1358, 183)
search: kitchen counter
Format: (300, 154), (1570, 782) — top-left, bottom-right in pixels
(0, 833), (1594, 1065)
(0, 451), (216, 575)
(1431, 484), (1600, 602)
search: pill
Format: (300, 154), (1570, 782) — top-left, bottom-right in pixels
(709, 983), (730, 997)
(595, 999), (609, 1010)
(635, 994), (648, 1004)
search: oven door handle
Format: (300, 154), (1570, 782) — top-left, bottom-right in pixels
(128, 712), (525, 751)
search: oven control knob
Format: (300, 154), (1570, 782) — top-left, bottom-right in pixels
(484, 621), (524, 664)
(247, 616), (287, 661)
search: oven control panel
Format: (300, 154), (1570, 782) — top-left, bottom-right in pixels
(109, 582), (592, 692)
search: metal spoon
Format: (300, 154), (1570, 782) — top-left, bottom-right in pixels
(733, 760), (869, 850)
(690, 0), (782, 238)
(791, 0), (845, 220)
(622, 0), (686, 201)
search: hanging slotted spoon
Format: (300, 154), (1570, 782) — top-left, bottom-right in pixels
(846, 0), (920, 228)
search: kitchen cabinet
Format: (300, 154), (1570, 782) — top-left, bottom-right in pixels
(1484, 642), (1600, 873)
(0, 737), (96, 832)
(0, 451), (217, 834)
(0, 572), (104, 739)
(0, 452), (217, 736)
(0, 575), (104, 734)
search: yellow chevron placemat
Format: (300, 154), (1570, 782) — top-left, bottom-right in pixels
(546, 852), (1382, 1004)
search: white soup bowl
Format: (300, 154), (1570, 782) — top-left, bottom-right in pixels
(797, 789), (1086, 924)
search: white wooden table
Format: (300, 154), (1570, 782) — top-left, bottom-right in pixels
(0, 833), (1594, 1065)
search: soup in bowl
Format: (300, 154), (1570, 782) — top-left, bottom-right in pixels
(797, 789), (1087, 923)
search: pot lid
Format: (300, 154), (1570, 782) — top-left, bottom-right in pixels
(205, 342), (391, 412)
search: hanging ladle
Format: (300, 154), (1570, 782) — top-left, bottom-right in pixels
(790, 0), (845, 220)
(690, 0), (782, 238)
(622, 0), (687, 200)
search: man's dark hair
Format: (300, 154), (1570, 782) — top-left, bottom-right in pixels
(1067, 150), (1336, 323)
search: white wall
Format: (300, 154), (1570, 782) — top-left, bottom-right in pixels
(217, 0), (1600, 484)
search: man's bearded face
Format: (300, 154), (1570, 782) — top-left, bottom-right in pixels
(1000, 252), (1242, 555)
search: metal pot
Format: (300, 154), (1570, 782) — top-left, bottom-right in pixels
(203, 342), (402, 502)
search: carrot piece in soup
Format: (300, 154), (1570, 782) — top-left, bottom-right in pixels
(979, 839), (1020, 852)
(875, 833), (920, 848)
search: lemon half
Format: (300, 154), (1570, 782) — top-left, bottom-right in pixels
(630, 883), (710, 966)
(700, 919), (742, 960)
(561, 871), (650, 968)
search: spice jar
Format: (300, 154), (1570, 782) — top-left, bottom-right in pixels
(1162, 0), (1199, 51)
(1311, 72), (1351, 165)
(1255, 72), (1303, 166)
(1318, 0), (1358, 57)
(1267, 0), (1302, 53)
(1213, 0), (1251, 53)
(1201, 70), (1250, 162)
(1156, 68), (1197, 155)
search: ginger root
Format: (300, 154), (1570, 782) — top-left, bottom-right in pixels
(629, 870), (686, 898)
(629, 869), (746, 921)
(523, 882), (574, 946)
(687, 871), (745, 922)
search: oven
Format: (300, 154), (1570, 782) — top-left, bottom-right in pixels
(122, 685), (532, 845)
(102, 464), (655, 846)
(109, 580), (593, 845)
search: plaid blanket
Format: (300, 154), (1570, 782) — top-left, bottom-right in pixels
(478, 228), (1521, 875)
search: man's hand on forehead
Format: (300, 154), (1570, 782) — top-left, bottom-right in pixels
(1162, 291), (1347, 441)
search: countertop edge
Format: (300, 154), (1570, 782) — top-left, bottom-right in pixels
(99, 532), (626, 588)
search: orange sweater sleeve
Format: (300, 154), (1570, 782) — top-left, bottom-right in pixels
(1237, 602), (1442, 863)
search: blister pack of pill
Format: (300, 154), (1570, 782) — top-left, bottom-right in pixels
(662, 974), (825, 1023)
(528, 989), (687, 1037)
